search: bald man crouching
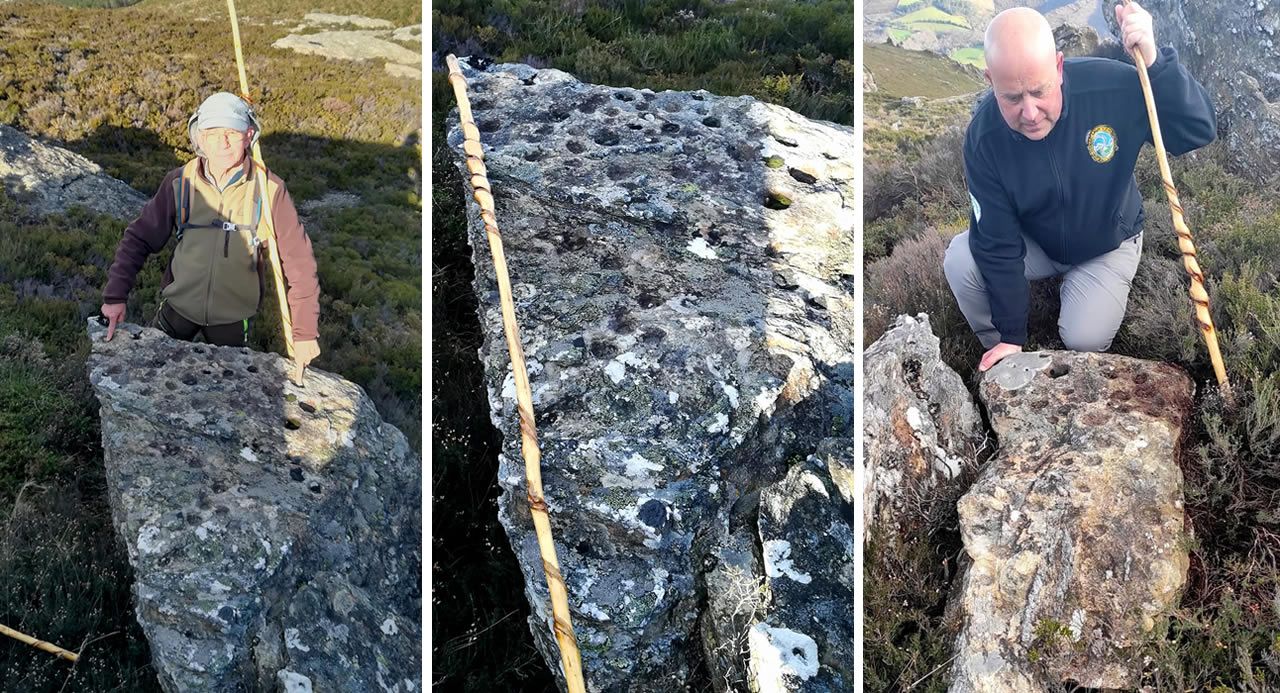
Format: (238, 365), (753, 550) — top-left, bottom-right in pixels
(943, 2), (1215, 372)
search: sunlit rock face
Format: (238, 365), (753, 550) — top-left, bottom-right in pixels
(86, 319), (421, 693)
(863, 313), (985, 547)
(1125, 1), (1280, 182)
(0, 124), (147, 219)
(447, 59), (854, 691)
(950, 351), (1193, 692)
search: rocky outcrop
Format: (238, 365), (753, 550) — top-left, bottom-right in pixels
(863, 314), (984, 545)
(447, 59), (853, 690)
(701, 455), (854, 692)
(273, 14), (421, 80)
(1127, 1), (1280, 181)
(1052, 23), (1100, 59)
(950, 351), (1194, 691)
(86, 319), (421, 693)
(0, 124), (147, 219)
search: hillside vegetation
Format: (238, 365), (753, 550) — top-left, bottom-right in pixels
(431, 1), (852, 690)
(865, 56), (1280, 691)
(0, 0), (420, 688)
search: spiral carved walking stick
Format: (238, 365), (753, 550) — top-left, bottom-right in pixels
(445, 54), (587, 693)
(1121, 0), (1232, 402)
(0, 623), (78, 662)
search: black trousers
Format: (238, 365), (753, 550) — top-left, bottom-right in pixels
(152, 302), (250, 347)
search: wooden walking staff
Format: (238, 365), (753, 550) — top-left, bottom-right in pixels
(1121, 0), (1233, 402)
(224, 0), (303, 384)
(0, 623), (78, 662)
(445, 54), (587, 693)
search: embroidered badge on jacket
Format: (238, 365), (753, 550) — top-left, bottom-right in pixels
(1087, 124), (1117, 163)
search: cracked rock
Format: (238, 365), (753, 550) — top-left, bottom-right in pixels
(949, 350), (1194, 691)
(447, 58), (853, 690)
(86, 319), (421, 693)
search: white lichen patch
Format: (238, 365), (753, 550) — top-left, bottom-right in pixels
(687, 238), (718, 260)
(284, 627), (311, 652)
(668, 391), (679, 404)
(748, 623), (820, 684)
(239, 447), (258, 462)
(1069, 609), (1086, 641)
(624, 453), (664, 476)
(137, 523), (164, 555)
(277, 669), (314, 693)
(800, 471), (829, 498)
(604, 360), (627, 384)
(604, 352), (646, 385)
(763, 540), (812, 584)
(707, 413), (730, 434)
(905, 406), (923, 431)
(381, 617), (399, 635)
(722, 383), (740, 409)
(933, 451), (961, 480)
(579, 602), (611, 620)
(652, 567), (669, 604)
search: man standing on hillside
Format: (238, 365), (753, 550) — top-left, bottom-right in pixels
(943, 2), (1215, 371)
(99, 92), (321, 370)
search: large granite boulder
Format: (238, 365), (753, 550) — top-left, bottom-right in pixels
(863, 314), (985, 546)
(1121, 1), (1280, 181)
(950, 351), (1194, 691)
(0, 124), (147, 218)
(446, 59), (854, 691)
(86, 319), (421, 693)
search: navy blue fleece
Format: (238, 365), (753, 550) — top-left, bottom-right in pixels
(963, 46), (1215, 345)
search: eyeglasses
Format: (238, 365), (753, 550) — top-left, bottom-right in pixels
(199, 128), (250, 144)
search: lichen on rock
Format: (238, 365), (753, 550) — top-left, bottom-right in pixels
(950, 350), (1194, 691)
(447, 58), (853, 690)
(86, 318), (420, 693)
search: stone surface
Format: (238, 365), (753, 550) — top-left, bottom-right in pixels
(863, 314), (984, 546)
(950, 350), (1194, 692)
(0, 124), (147, 219)
(1053, 23), (1100, 59)
(750, 460), (855, 691)
(1125, 1), (1280, 182)
(86, 319), (421, 693)
(298, 12), (394, 29)
(700, 456), (854, 693)
(272, 28), (421, 75)
(447, 59), (854, 690)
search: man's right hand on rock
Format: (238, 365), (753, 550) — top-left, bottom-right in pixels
(100, 302), (125, 341)
(978, 342), (1022, 372)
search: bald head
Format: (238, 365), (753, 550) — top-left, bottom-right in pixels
(982, 7), (1064, 140)
(984, 7), (1056, 71)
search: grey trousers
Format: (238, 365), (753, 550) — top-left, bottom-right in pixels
(942, 230), (1143, 351)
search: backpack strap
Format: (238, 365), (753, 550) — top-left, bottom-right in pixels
(173, 160), (263, 243)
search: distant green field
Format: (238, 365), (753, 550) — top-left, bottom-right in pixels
(865, 41), (984, 99)
(896, 0), (925, 8)
(951, 46), (986, 68)
(888, 27), (912, 43)
(896, 6), (970, 30)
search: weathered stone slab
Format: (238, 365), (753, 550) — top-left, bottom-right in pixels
(950, 350), (1193, 692)
(86, 319), (421, 693)
(447, 59), (854, 690)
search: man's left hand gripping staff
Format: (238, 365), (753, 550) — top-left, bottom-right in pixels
(1115, 1), (1157, 68)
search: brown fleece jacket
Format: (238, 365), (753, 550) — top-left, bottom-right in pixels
(103, 159), (321, 341)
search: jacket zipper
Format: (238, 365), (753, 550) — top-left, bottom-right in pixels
(204, 193), (225, 325)
(1047, 144), (1067, 260)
